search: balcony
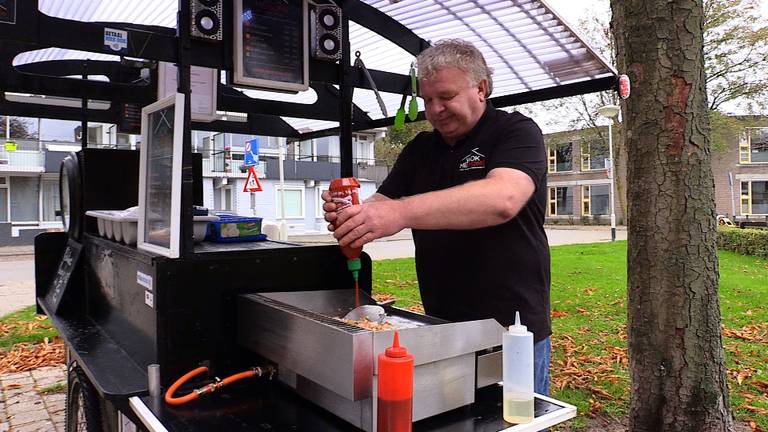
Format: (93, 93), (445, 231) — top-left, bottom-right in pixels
(201, 150), (266, 178)
(199, 149), (390, 184)
(0, 139), (44, 173)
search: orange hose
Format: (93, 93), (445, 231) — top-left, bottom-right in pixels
(165, 366), (208, 406)
(164, 367), (265, 406)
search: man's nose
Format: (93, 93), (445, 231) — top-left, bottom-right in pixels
(426, 102), (444, 116)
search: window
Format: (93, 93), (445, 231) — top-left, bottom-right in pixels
(580, 140), (608, 171)
(276, 186), (305, 219)
(42, 179), (61, 222)
(740, 128), (768, 164)
(315, 184), (328, 217)
(548, 142), (572, 172)
(741, 181), (768, 215)
(10, 177), (40, 221)
(548, 186), (573, 216)
(582, 184), (609, 216)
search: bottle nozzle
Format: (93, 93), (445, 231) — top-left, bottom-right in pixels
(508, 311), (528, 334)
(347, 257), (361, 281)
(385, 331), (408, 358)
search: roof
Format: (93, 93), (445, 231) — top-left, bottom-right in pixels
(5, 0), (617, 137)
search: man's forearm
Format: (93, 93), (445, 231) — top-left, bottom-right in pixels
(397, 168), (534, 230)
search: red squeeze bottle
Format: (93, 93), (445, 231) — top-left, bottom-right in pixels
(329, 177), (363, 282)
(377, 331), (414, 432)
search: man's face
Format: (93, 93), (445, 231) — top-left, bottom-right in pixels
(420, 66), (488, 145)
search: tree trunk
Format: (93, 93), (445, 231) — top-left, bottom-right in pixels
(610, 1), (733, 431)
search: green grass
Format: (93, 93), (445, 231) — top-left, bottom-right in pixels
(372, 241), (768, 429)
(0, 305), (59, 350)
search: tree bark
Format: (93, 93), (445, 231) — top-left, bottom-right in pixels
(610, 1), (733, 431)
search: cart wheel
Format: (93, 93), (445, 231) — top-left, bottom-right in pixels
(66, 365), (104, 432)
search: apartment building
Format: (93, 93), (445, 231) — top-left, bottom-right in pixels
(544, 117), (768, 226)
(543, 126), (627, 225)
(712, 121), (768, 221)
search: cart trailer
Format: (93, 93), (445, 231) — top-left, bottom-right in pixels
(2, 0), (622, 430)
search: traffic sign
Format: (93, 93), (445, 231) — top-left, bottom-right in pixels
(4, 141), (16, 152)
(243, 166), (262, 192)
(244, 138), (259, 167)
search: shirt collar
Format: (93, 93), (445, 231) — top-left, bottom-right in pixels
(434, 102), (494, 149)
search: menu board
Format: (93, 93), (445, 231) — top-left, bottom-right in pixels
(233, 0), (308, 92)
(138, 94), (184, 258)
(158, 63), (218, 122)
(118, 103), (142, 135)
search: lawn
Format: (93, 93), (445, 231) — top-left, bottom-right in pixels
(373, 241), (768, 429)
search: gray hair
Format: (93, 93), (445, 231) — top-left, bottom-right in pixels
(416, 39), (494, 97)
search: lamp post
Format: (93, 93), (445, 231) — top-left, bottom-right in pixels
(597, 104), (620, 241)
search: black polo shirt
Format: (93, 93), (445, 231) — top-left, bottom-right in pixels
(377, 105), (551, 342)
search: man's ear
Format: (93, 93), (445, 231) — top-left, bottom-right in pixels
(477, 79), (489, 101)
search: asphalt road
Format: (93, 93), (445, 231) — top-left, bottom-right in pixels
(0, 227), (626, 316)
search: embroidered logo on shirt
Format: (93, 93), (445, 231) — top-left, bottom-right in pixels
(459, 148), (486, 171)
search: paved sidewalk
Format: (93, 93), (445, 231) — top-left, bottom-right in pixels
(0, 366), (67, 432)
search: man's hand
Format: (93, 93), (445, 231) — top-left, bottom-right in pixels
(321, 190), (338, 231)
(328, 199), (405, 249)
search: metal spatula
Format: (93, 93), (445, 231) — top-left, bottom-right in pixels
(343, 304), (386, 323)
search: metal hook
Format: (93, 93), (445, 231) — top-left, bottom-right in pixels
(355, 51), (361, 58)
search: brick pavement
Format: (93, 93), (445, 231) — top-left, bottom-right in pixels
(0, 366), (67, 432)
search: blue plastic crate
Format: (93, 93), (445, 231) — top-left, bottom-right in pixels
(206, 215), (266, 243)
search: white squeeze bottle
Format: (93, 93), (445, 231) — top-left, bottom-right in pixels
(502, 311), (534, 424)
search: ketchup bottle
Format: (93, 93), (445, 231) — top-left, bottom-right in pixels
(377, 331), (414, 432)
(329, 177), (363, 281)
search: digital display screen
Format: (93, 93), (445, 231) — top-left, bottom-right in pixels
(234, 0), (308, 91)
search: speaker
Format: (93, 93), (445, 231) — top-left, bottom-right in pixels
(311, 5), (342, 61)
(191, 0), (222, 41)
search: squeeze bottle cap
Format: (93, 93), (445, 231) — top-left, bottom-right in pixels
(508, 311), (528, 334)
(347, 257), (362, 272)
(385, 331), (408, 358)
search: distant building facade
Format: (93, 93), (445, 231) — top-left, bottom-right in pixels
(712, 120), (768, 222)
(543, 126), (627, 225)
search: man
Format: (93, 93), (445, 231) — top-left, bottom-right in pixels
(323, 39), (551, 395)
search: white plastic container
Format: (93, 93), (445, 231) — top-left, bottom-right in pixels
(502, 311), (534, 424)
(86, 210), (217, 245)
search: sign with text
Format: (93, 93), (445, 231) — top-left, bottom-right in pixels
(44, 239), (82, 315)
(158, 62), (218, 122)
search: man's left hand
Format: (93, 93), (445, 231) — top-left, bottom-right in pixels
(333, 199), (405, 249)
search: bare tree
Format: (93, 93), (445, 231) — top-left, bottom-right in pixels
(611, 0), (733, 431)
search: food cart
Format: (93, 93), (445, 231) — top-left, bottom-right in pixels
(0, 0), (620, 430)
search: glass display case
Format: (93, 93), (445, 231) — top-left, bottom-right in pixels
(138, 93), (185, 258)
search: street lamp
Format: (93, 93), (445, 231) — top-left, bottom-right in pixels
(597, 104), (620, 242)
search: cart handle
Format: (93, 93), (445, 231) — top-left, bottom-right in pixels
(164, 366), (271, 406)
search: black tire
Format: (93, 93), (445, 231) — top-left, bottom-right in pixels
(66, 364), (104, 432)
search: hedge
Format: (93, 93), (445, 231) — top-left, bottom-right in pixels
(717, 226), (768, 258)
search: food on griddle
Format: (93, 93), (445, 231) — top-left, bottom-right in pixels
(336, 316), (397, 331)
